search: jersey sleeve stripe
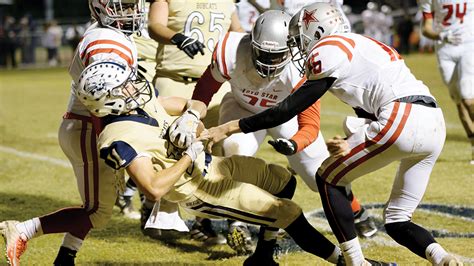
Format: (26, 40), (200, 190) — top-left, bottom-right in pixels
(422, 12), (434, 19)
(320, 35), (356, 48)
(220, 32), (231, 80)
(80, 40), (133, 60)
(314, 40), (353, 61)
(84, 48), (134, 66)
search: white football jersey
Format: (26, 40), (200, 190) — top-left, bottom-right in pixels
(210, 32), (305, 114)
(68, 23), (138, 116)
(419, 0), (474, 43)
(305, 33), (433, 115)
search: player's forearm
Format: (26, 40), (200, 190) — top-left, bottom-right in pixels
(149, 156), (193, 201)
(421, 17), (440, 40)
(239, 78), (333, 133)
(192, 65), (224, 107)
(291, 101), (321, 152)
(229, 12), (245, 33)
(186, 99), (208, 119)
(148, 0), (175, 44)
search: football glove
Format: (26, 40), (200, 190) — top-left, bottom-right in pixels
(183, 141), (204, 162)
(439, 30), (462, 45)
(268, 138), (297, 155)
(171, 33), (205, 59)
(169, 109), (200, 149)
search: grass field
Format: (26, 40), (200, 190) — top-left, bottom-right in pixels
(0, 53), (473, 265)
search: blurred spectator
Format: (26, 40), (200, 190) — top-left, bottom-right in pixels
(361, 2), (380, 39)
(379, 5), (394, 45)
(43, 20), (63, 67)
(0, 17), (6, 67)
(236, 0), (270, 32)
(4, 15), (19, 68)
(65, 23), (85, 53)
(18, 15), (35, 65)
(396, 11), (414, 54)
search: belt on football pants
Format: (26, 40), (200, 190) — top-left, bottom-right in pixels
(395, 95), (438, 108)
(63, 112), (92, 122)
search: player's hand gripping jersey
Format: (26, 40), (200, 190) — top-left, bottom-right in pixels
(305, 33), (433, 116)
(419, 0), (474, 44)
(68, 22), (138, 116)
(155, 0), (235, 80)
(194, 31), (321, 152)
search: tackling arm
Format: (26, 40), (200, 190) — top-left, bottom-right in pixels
(191, 65), (225, 107)
(239, 78), (334, 133)
(126, 155), (193, 202)
(148, 0), (175, 44)
(291, 100), (321, 153)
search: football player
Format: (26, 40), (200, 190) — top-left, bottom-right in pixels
(419, 0), (474, 164)
(203, 3), (462, 265)
(0, 0), (145, 265)
(76, 59), (347, 265)
(190, 10), (377, 254)
(134, 0), (246, 242)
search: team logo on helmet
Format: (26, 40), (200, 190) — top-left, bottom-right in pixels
(302, 9), (318, 30)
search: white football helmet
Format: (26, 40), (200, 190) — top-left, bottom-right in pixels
(89, 0), (145, 35)
(75, 60), (152, 117)
(251, 10), (291, 78)
(287, 2), (350, 74)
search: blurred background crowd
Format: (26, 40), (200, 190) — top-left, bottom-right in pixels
(0, 0), (432, 69)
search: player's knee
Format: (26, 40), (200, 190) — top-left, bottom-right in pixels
(89, 208), (114, 229)
(275, 175), (297, 199)
(383, 205), (412, 225)
(271, 198), (302, 228)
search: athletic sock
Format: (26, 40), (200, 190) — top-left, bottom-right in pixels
(61, 233), (84, 251)
(340, 238), (365, 266)
(262, 227), (279, 241)
(123, 178), (137, 197)
(16, 217), (42, 240)
(327, 246), (342, 264)
(425, 243), (448, 265)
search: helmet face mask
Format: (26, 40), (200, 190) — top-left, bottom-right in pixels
(251, 10), (291, 79)
(89, 0), (145, 35)
(76, 60), (152, 117)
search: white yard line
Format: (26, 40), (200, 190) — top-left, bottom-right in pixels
(0, 145), (71, 168)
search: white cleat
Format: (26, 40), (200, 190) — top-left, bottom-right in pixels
(0, 220), (28, 266)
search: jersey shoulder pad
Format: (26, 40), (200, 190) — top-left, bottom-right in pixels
(99, 140), (138, 170)
(210, 31), (247, 82)
(79, 28), (135, 67)
(305, 35), (354, 80)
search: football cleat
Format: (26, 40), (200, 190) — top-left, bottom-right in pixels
(115, 195), (141, 220)
(190, 219), (226, 246)
(354, 208), (378, 238)
(227, 222), (255, 255)
(439, 254), (463, 266)
(244, 239), (279, 266)
(0, 220), (28, 266)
